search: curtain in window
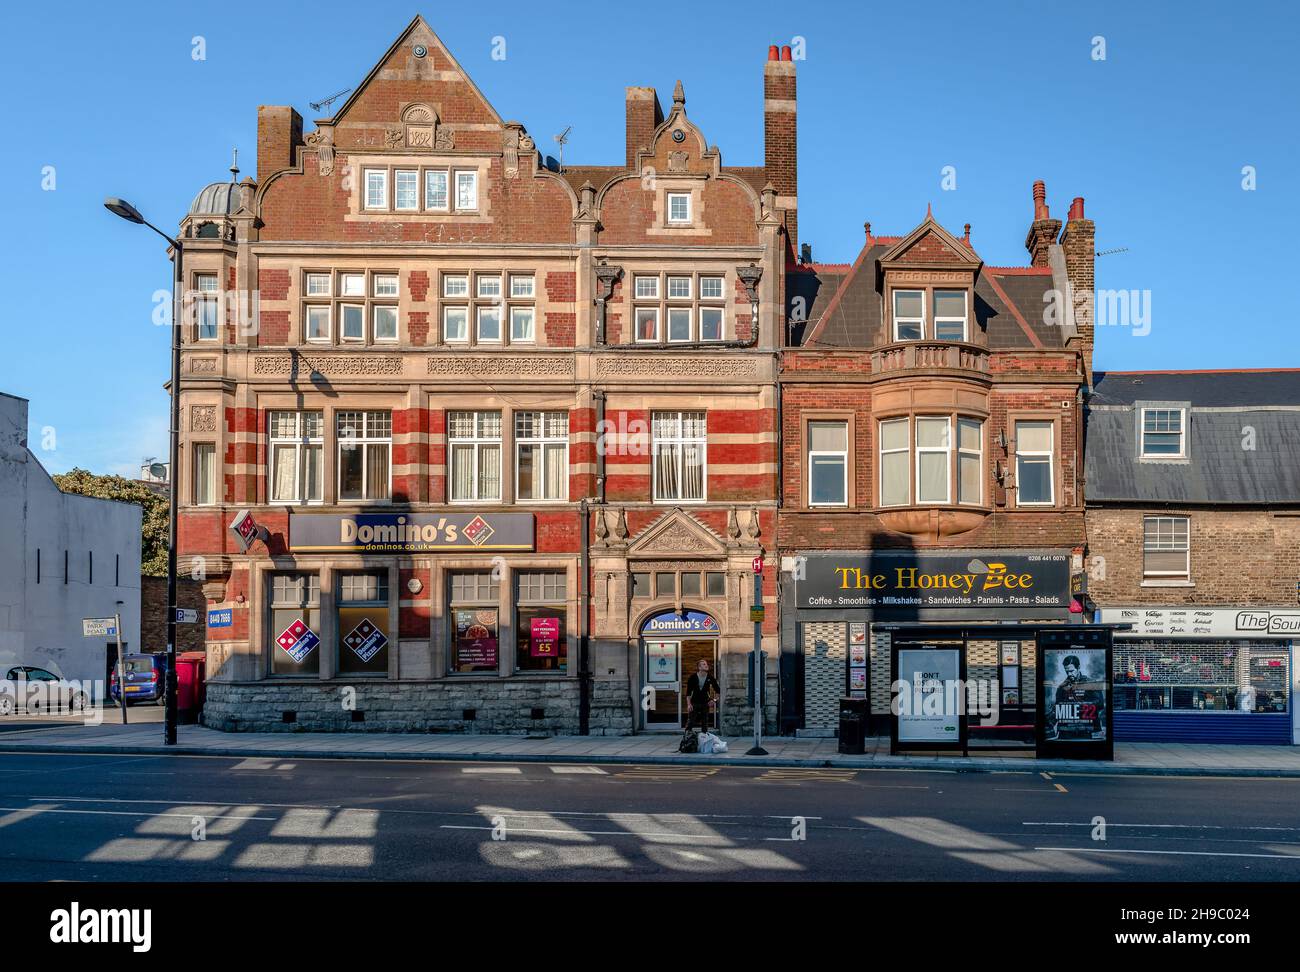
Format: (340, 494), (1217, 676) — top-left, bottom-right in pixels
(682, 442), (704, 500)
(880, 452), (908, 506)
(451, 444), (474, 500)
(655, 443), (679, 499)
(478, 444), (501, 499)
(194, 445), (214, 504)
(271, 444), (297, 502)
(544, 443), (565, 499)
(303, 444), (323, 502)
(366, 443), (390, 500)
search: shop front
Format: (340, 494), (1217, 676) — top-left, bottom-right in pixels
(1100, 607), (1297, 745)
(781, 549), (1075, 735)
(640, 609), (721, 732)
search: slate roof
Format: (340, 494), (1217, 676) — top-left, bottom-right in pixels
(792, 226), (1061, 350)
(1086, 370), (1300, 505)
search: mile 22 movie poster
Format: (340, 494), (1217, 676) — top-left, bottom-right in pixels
(1045, 647), (1108, 741)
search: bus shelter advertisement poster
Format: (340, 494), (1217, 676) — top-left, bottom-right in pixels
(1045, 647), (1108, 742)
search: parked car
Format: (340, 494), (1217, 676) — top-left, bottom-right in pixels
(0, 667), (91, 715)
(109, 653), (167, 706)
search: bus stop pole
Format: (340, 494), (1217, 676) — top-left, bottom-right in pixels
(746, 562), (767, 756)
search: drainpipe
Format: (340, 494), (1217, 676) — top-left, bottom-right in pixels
(578, 497), (591, 735)
(593, 390), (607, 504)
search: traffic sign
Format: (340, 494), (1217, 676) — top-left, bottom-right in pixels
(82, 618), (117, 638)
(749, 606), (766, 623)
(175, 608), (199, 624)
(752, 556), (764, 574)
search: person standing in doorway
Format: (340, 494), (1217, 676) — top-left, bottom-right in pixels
(685, 659), (720, 730)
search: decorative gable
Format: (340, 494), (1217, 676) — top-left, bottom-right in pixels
(626, 509), (729, 558)
(878, 215), (982, 274)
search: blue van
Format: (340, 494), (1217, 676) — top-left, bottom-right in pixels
(109, 653), (166, 705)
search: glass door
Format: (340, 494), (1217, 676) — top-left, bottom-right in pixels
(644, 640), (681, 730)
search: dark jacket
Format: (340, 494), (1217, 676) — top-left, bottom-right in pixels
(686, 672), (720, 709)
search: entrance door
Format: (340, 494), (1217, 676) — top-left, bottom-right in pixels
(679, 639), (719, 731)
(644, 640), (682, 730)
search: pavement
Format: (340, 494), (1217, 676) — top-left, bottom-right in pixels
(1, 716), (1299, 776)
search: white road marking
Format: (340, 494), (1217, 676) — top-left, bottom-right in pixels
(548, 766), (608, 775)
(1024, 821), (1300, 832)
(1035, 846), (1300, 860)
(461, 767), (523, 774)
(0, 805), (272, 821)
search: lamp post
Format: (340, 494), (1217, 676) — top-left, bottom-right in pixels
(104, 197), (181, 746)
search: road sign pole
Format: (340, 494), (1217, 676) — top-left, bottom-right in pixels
(115, 612), (128, 725)
(746, 558), (768, 756)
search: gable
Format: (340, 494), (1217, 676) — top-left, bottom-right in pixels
(893, 229), (966, 265)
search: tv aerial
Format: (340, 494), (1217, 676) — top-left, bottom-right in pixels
(553, 126), (572, 172)
(310, 88), (353, 115)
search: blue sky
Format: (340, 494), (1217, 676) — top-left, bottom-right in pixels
(2, 0), (1296, 476)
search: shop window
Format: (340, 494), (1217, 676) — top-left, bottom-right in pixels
(337, 573), (389, 676)
(631, 572), (651, 597)
(1141, 407), (1186, 458)
(1113, 640), (1289, 714)
(450, 572), (499, 674)
(1143, 516), (1190, 580)
(192, 443), (216, 506)
(515, 411), (567, 502)
(652, 411), (706, 502)
(337, 410), (391, 502)
(269, 573), (321, 676)
(1014, 420), (1054, 506)
(807, 420), (848, 507)
(270, 412), (324, 505)
(449, 411), (502, 502)
(516, 571), (567, 673)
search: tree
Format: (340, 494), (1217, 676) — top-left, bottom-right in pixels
(53, 469), (169, 576)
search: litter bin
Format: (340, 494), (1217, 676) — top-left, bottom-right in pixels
(838, 697), (868, 754)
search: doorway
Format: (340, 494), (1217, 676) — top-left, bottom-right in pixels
(642, 638), (719, 731)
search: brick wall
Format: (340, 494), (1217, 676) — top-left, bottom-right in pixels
(141, 575), (207, 653)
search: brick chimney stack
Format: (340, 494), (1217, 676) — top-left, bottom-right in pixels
(625, 87), (664, 169)
(257, 106), (303, 186)
(1060, 195), (1096, 384)
(764, 44), (797, 254)
(1024, 179), (1062, 268)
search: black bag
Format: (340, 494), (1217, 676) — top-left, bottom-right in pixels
(677, 728), (700, 753)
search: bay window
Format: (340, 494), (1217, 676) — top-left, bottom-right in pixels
(878, 415), (986, 507)
(652, 411), (706, 502)
(192, 443), (216, 506)
(915, 417), (952, 504)
(195, 273), (220, 341)
(957, 418), (982, 505)
(879, 418), (910, 506)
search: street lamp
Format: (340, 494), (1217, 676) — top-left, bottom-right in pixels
(104, 196), (181, 746)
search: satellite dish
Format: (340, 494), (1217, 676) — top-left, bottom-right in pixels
(149, 463), (168, 480)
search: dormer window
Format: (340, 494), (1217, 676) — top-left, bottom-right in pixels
(1140, 407), (1186, 458)
(933, 290), (967, 341)
(893, 290), (924, 341)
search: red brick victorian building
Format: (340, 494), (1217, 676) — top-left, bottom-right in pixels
(777, 184), (1096, 734)
(176, 17), (791, 735)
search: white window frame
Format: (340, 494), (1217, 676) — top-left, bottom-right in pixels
(634, 276), (659, 299)
(373, 273), (399, 297)
(305, 304), (331, 343)
(667, 307), (692, 343)
(667, 275), (692, 300)
(667, 192), (691, 224)
(933, 290), (968, 342)
(192, 442), (216, 506)
(335, 410), (392, 503)
(807, 421), (848, 508)
(195, 273), (220, 342)
(393, 169), (419, 212)
(878, 417), (911, 507)
(448, 411), (502, 503)
(476, 305), (502, 344)
(443, 274), (469, 298)
(476, 275), (502, 299)
(364, 169), (388, 210)
(651, 411), (707, 504)
(1140, 407), (1186, 458)
(914, 416), (952, 505)
(699, 306), (724, 342)
(510, 306), (535, 343)
(1014, 420), (1055, 507)
(443, 305), (469, 343)
(1143, 515), (1191, 579)
(515, 411), (568, 503)
(372, 304), (399, 343)
(699, 276), (725, 300)
(956, 417), (983, 506)
(893, 290), (925, 342)
(339, 303), (365, 343)
(424, 169), (449, 211)
(510, 275), (535, 298)
(455, 170), (479, 212)
(269, 411), (324, 506)
(339, 273), (366, 297)
(635, 307), (660, 343)
(305, 272), (331, 297)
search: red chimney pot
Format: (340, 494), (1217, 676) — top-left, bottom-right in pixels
(1032, 180), (1049, 220)
(768, 45), (779, 61)
(780, 45), (792, 61)
(1069, 197), (1085, 220)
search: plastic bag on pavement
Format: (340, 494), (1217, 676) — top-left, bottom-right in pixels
(698, 731), (721, 754)
(713, 739), (728, 753)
